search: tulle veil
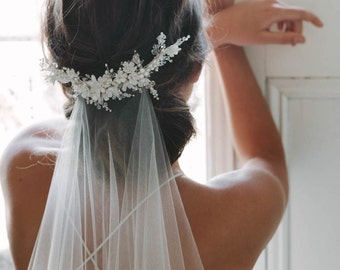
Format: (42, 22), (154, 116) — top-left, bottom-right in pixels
(28, 91), (204, 269)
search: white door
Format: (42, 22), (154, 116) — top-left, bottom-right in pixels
(247, 0), (340, 269)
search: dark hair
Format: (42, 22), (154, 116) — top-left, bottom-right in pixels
(43, 0), (207, 164)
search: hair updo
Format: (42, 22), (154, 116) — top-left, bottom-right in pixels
(42, 0), (207, 164)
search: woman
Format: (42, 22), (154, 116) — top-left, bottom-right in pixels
(0, 0), (322, 269)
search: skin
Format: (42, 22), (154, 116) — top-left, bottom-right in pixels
(0, 119), (65, 269)
(206, 0), (323, 47)
(2, 112), (286, 270)
(0, 1), (323, 269)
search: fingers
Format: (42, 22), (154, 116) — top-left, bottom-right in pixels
(272, 3), (323, 28)
(276, 20), (301, 33)
(291, 20), (303, 34)
(259, 31), (305, 46)
(295, 10), (323, 27)
(277, 21), (285, 31)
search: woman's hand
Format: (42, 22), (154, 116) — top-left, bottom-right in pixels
(207, 0), (323, 48)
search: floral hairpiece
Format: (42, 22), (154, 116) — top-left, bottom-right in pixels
(41, 33), (190, 111)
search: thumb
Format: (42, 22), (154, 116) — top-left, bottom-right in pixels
(259, 31), (305, 45)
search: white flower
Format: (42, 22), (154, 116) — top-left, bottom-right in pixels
(157, 32), (166, 44)
(115, 69), (128, 84)
(98, 74), (113, 88)
(41, 33), (190, 111)
(106, 86), (120, 100)
(123, 62), (137, 74)
(132, 53), (142, 66)
(166, 44), (180, 57)
(128, 73), (139, 86)
(65, 68), (79, 80)
(138, 77), (151, 88)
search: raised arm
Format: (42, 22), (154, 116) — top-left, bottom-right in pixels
(195, 2), (322, 266)
(207, 0), (323, 196)
(214, 45), (288, 192)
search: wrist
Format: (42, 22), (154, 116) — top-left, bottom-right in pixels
(213, 44), (238, 54)
(206, 7), (238, 49)
(206, 0), (235, 15)
(214, 43), (242, 58)
(206, 15), (230, 49)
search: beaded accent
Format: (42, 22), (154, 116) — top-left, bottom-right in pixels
(41, 33), (190, 111)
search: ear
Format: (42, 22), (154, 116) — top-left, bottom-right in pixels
(190, 63), (203, 83)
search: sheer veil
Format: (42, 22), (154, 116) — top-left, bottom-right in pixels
(28, 90), (204, 269)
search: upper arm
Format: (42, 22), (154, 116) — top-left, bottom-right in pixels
(206, 158), (288, 268)
(0, 126), (58, 270)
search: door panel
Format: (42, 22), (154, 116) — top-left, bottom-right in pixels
(245, 1), (340, 269)
(267, 78), (340, 269)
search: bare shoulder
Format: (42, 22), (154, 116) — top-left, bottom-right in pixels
(1, 117), (67, 205)
(178, 159), (288, 269)
(1, 118), (66, 185)
(0, 118), (67, 270)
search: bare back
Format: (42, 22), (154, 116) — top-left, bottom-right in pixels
(1, 120), (287, 270)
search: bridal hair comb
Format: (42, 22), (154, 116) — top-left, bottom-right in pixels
(41, 33), (190, 111)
